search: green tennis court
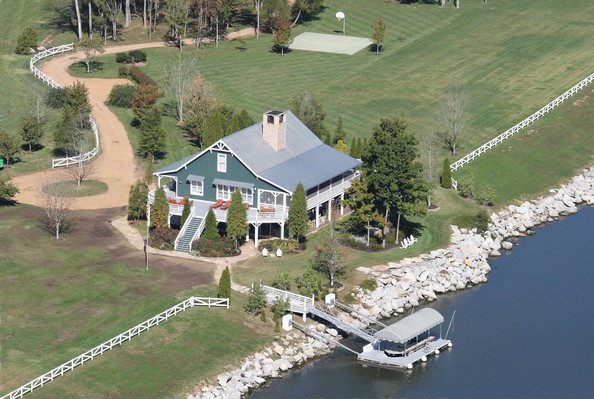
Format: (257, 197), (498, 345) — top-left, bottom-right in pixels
(290, 32), (373, 55)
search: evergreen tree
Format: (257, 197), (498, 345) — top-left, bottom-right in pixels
(295, 265), (322, 298)
(226, 189), (247, 248)
(127, 179), (149, 221)
(20, 116), (44, 153)
(361, 117), (429, 247)
(203, 208), (219, 239)
(0, 131), (21, 166)
(333, 115), (346, 144)
(244, 284), (267, 315)
(0, 176), (19, 205)
(151, 186), (169, 229)
(349, 139), (357, 158)
(181, 199), (192, 226)
(237, 109), (254, 129)
(227, 113), (242, 135)
(139, 106), (166, 163)
(15, 26), (38, 55)
(441, 158), (452, 188)
(355, 138), (363, 158)
(203, 111), (225, 147)
(289, 182), (308, 240)
(218, 266), (231, 301)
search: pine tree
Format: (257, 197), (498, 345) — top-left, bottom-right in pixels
(181, 199), (192, 226)
(218, 266), (231, 301)
(441, 158), (452, 189)
(139, 106), (166, 163)
(151, 186), (169, 229)
(289, 182), (308, 240)
(15, 26), (38, 55)
(226, 190), (247, 248)
(203, 208), (219, 239)
(237, 109), (254, 128)
(349, 139), (357, 158)
(356, 138), (363, 158)
(333, 115), (346, 144)
(20, 116), (44, 153)
(128, 179), (149, 221)
(203, 111), (225, 147)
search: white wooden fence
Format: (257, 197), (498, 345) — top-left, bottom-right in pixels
(450, 71), (594, 173)
(0, 296), (229, 399)
(29, 43), (101, 168)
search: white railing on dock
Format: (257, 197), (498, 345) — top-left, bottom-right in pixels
(29, 43), (101, 168)
(260, 283), (314, 315)
(450, 71), (594, 173)
(0, 296), (228, 399)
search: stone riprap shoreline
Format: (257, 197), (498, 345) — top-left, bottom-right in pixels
(188, 167), (594, 399)
(353, 166), (594, 320)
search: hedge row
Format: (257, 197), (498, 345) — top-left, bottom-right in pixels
(116, 50), (147, 64)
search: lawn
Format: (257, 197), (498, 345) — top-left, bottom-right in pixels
(0, 206), (273, 398)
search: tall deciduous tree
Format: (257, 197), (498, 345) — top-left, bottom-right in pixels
(272, 16), (292, 55)
(78, 36), (105, 73)
(371, 17), (386, 55)
(151, 185), (169, 229)
(361, 117), (428, 247)
(184, 73), (219, 147)
(254, 0), (262, 38)
(162, 53), (197, 122)
(288, 182), (308, 240)
(132, 83), (159, 121)
(291, 88), (328, 139)
(67, 132), (95, 187)
(226, 189), (247, 248)
(139, 106), (166, 163)
(438, 82), (468, 156)
(40, 172), (74, 240)
(310, 219), (347, 288)
(20, 116), (45, 153)
(0, 131), (21, 166)
(166, 0), (190, 50)
(74, 0), (84, 40)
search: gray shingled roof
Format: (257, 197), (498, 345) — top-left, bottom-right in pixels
(156, 110), (361, 192)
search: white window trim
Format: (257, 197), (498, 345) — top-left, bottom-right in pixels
(190, 180), (203, 196)
(217, 153), (227, 173)
(217, 184), (253, 204)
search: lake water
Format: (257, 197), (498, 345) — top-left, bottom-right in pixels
(250, 206), (594, 399)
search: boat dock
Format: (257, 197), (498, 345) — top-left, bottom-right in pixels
(260, 284), (452, 369)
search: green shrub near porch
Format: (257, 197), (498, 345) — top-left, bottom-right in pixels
(192, 237), (238, 257)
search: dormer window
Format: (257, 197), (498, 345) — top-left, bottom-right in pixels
(217, 153), (227, 172)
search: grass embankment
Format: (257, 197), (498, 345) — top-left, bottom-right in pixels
(0, 206), (272, 398)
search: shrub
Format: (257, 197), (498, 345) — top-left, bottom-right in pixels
(191, 236), (238, 257)
(130, 66), (157, 86)
(244, 285), (266, 315)
(118, 65), (131, 77)
(129, 50), (147, 63)
(271, 297), (290, 320)
(46, 88), (69, 109)
(360, 279), (377, 292)
(295, 266), (323, 298)
(15, 26), (38, 55)
(116, 52), (133, 63)
(260, 310), (267, 322)
(107, 84), (135, 108)
(259, 238), (301, 254)
(441, 158), (452, 189)
(271, 271), (292, 291)
(149, 227), (177, 250)
(473, 209), (491, 233)
(218, 266), (231, 301)
(132, 83), (159, 120)
(458, 174), (475, 198)
(475, 184), (496, 206)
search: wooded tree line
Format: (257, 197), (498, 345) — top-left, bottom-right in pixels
(61, 0), (324, 46)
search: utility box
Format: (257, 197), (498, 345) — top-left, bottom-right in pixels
(282, 314), (292, 331)
(0, 158), (4, 168)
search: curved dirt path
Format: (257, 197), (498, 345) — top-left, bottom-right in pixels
(13, 28), (256, 210)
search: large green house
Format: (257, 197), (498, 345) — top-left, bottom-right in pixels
(149, 110), (361, 252)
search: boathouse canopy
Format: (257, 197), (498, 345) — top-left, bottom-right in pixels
(374, 308), (444, 343)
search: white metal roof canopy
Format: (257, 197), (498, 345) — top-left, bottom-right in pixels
(374, 308), (444, 343)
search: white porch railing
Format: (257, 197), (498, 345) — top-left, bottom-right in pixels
(450, 71), (594, 173)
(0, 296), (228, 399)
(29, 43), (101, 169)
(306, 179), (353, 210)
(214, 208), (289, 224)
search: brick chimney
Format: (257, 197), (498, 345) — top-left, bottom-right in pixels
(262, 111), (286, 151)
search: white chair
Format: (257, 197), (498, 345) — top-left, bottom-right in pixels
(261, 248), (269, 257)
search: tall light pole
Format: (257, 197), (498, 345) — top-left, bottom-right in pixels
(336, 11), (345, 35)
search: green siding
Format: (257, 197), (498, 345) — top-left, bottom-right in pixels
(170, 151), (284, 204)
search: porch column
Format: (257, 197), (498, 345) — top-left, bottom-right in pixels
(327, 199), (332, 221)
(280, 222), (285, 239)
(254, 223), (260, 248)
(167, 213), (171, 228)
(340, 193), (345, 216)
(315, 205), (320, 228)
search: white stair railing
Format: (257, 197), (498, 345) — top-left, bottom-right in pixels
(0, 296), (228, 399)
(174, 206), (195, 250)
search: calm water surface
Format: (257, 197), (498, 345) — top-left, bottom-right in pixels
(250, 207), (594, 399)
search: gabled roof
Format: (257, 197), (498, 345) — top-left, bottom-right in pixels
(155, 110), (361, 193)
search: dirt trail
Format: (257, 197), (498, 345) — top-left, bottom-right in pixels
(13, 28), (255, 210)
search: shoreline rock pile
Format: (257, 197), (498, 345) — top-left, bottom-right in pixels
(188, 326), (336, 399)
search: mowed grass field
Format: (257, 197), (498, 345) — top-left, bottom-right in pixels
(0, 206), (272, 398)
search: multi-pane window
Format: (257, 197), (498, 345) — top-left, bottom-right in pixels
(190, 180), (203, 196)
(217, 153), (227, 172)
(217, 184), (253, 204)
